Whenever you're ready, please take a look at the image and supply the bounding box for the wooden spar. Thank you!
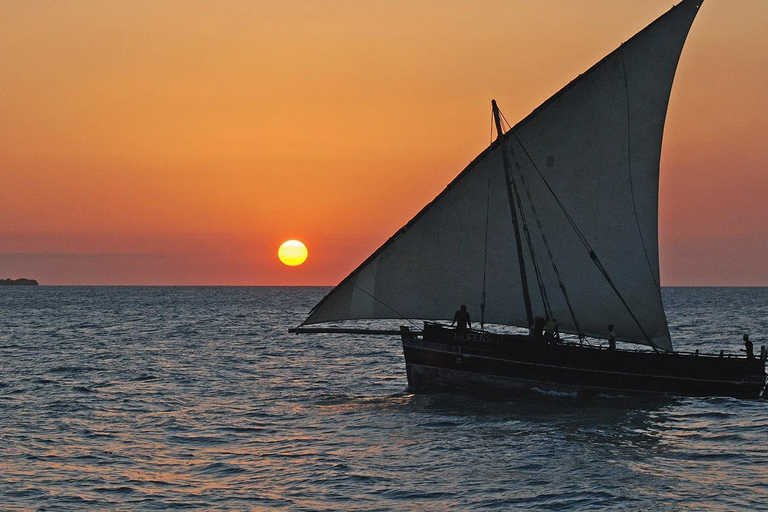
[492,99,534,328]
[289,327,410,336]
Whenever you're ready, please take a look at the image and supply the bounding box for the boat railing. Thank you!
[421,321,765,362]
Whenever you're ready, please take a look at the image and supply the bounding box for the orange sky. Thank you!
[1,1,767,285]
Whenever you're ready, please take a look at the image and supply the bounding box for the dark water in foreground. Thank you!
[1,287,767,510]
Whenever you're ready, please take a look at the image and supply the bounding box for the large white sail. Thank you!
[303,0,704,351]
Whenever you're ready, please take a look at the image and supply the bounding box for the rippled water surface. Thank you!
[1,287,767,510]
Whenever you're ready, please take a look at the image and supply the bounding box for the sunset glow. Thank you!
[1,1,767,285]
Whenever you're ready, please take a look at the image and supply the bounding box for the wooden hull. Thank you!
[401,323,768,399]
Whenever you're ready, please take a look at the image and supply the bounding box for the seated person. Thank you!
[530,317,545,340]
[543,318,559,342]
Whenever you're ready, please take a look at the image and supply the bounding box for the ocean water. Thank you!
[1,286,767,510]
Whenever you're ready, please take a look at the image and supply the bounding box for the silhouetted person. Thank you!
[608,324,616,351]
[743,333,755,359]
[451,305,471,331]
[530,317,545,340]
[543,318,559,343]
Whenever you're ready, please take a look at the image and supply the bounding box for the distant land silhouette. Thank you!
[0,278,39,286]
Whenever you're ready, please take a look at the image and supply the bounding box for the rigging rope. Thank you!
[510,163,550,320]
[500,109,581,336]
[309,281,421,331]
[519,174,582,336]
[507,129,660,351]
[493,100,535,328]
[499,115,552,321]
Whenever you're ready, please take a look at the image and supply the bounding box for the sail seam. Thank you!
[621,48,660,290]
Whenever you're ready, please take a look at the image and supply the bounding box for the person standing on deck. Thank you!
[451,305,471,331]
[743,333,755,359]
[608,324,616,351]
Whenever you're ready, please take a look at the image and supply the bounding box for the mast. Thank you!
[492,99,534,328]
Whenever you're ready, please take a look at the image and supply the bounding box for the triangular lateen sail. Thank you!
[302,0,704,351]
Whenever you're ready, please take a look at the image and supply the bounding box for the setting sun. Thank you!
[278,240,308,267]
